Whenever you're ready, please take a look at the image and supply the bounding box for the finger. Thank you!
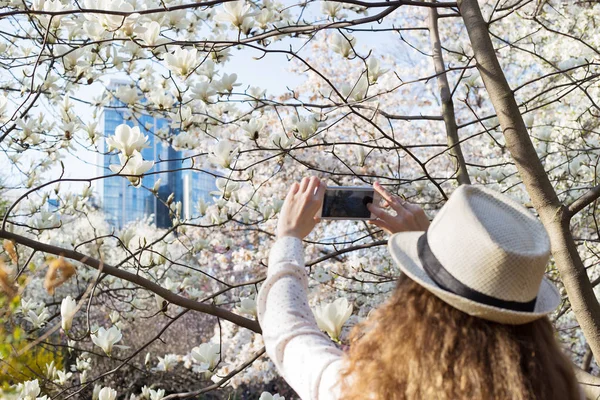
[374,182,398,207]
[368,218,393,234]
[374,182,407,214]
[286,182,300,200]
[307,176,320,197]
[313,216,321,223]
[367,203,392,223]
[315,181,327,202]
[300,177,310,193]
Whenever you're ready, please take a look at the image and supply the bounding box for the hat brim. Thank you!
[388,231,561,325]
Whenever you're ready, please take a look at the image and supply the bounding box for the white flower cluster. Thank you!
[107,124,154,188]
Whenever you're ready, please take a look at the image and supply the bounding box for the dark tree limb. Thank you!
[0,229,261,333]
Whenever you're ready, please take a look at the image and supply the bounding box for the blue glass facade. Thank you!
[100,94,215,229]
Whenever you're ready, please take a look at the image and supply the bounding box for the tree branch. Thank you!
[427,0,471,185]
[568,185,600,219]
[0,229,261,334]
[574,367,600,400]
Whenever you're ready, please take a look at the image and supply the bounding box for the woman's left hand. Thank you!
[277,176,326,239]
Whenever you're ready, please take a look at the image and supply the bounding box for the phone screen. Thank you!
[321,189,374,218]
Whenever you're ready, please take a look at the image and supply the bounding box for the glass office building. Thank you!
[98,85,215,229]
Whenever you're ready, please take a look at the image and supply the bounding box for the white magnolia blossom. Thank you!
[191,81,217,103]
[24,307,50,329]
[71,355,92,372]
[236,296,257,317]
[92,384,102,400]
[341,75,369,102]
[83,20,106,40]
[33,210,60,229]
[148,90,176,110]
[291,114,326,140]
[80,370,88,384]
[115,86,140,106]
[524,113,534,128]
[190,342,220,372]
[53,369,73,385]
[354,145,366,166]
[109,310,120,324]
[216,73,242,94]
[83,0,134,31]
[106,124,149,157]
[247,85,266,107]
[212,178,241,200]
[98,386,117,400]
[46,361,57,380]
[60,295,77,331]
[241,118,265,140]
[330,32,356,58]
[366,56,389,84]
[186,287,204,300]
[209,140,239,169]
[19,298,42,316]
[55,45,83,71]
[32,0,67,28]
[313,297,353,340]
[270,132,295,149]
[149,388,166,400]
[568,155,586,176]
[0,94,8,122]
[109,151,154,188]
[165,47,199,77]
[272,198,284,214]
[141,21,165,46]
[156,354,179,372]
[91,326,123,355]
[213,0,255,29]
[255,8,273,29]
[313,266,332,283]
[16,379,41,400]
[197,197,209,216]
[259,393,285,400]
[199,59,217,80]
[321,1,344,20]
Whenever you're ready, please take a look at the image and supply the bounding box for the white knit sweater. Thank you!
[256,236,343,400]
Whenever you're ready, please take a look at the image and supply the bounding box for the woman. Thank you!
[256,177,580,399]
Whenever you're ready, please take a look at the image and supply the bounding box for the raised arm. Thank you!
[257,177,344,400]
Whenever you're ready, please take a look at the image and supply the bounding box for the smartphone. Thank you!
[318,186,381,220]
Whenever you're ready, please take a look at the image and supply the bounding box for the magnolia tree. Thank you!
[1,0,600,398]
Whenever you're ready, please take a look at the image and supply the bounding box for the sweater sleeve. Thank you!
[257,236,344,400]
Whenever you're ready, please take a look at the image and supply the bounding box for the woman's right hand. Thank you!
[367,182,430,234]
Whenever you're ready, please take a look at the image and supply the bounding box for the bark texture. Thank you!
[428,2,471,185]
[458,0,600,360]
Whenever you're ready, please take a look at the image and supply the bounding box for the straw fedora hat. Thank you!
[388,185,560,325]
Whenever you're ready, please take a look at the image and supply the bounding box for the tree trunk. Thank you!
[427,2,471,185]
[457,0,600,359]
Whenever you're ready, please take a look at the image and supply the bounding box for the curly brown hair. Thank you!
[337,275,580,400]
